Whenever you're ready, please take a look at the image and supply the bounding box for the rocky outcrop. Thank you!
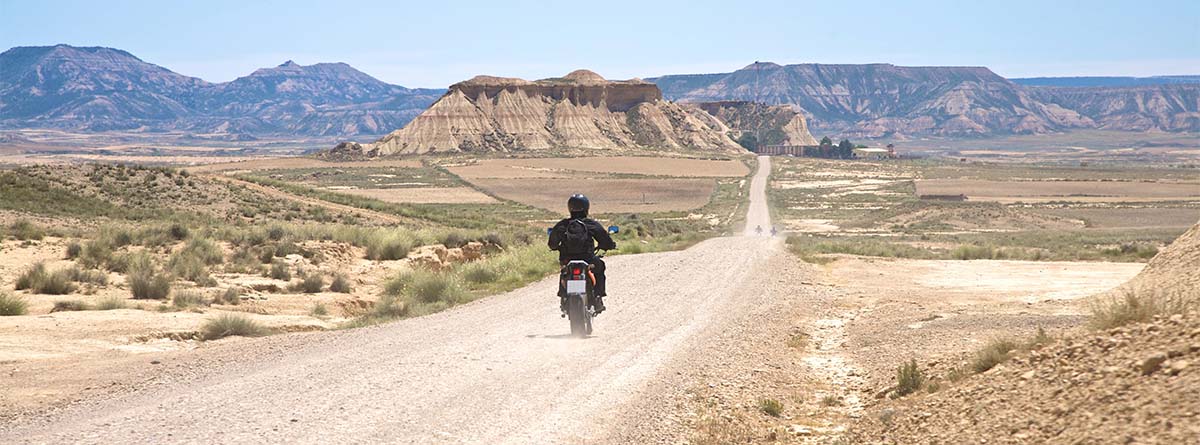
[695,101,818,146]
[0,45,442,136]
[651,62,1096,137]
[356,70,742,155]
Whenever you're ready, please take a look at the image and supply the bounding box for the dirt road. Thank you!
[2,156,788,444]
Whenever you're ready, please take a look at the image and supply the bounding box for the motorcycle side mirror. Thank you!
[546,227,553,235]
[608,225,619,234]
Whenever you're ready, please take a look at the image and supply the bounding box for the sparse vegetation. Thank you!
[310,303,329,317]
[94,296,128,310]
[51,300,90,312]
[128,256,172,299]
[200,313,268,340]
[15,263,76,295]
[268,260,291,281]
[971,337,1020,374]
[894,359,926,397]
[821,395,843,407]
[65,242,82,259]
[217,287,242,305]
[1089,288,1197,330]
[8,219,45,240]
[172,289,209,309]
[758,398,783,417]
[0,292,28,316]
[294,273,323,294]
[329,274,352,293]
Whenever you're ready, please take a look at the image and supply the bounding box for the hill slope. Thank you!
[0,45,441,136]
[849,221,1200,444]
[1028,84,1200,132]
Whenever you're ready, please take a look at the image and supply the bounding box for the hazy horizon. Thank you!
[2,0,1198,88]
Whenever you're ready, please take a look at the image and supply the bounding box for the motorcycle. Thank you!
[548,225,619,338]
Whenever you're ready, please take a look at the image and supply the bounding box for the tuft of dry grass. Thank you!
[0,292,28,316]
[758,398,783,417]
[1089,287,1197,331]
[200,313,268,340]
[971,338,1020,374]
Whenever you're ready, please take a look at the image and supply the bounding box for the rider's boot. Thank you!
[592,295,606,315]
[560,296,567,317]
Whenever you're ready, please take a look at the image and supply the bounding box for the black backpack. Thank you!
[563,219,593,256]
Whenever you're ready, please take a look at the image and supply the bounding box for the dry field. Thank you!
[333,187,496,204]
[448,156,749,179]
[915,179,1200,203]
[189,157,422,173]
[468,178,717,213]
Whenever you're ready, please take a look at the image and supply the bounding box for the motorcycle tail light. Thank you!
[572,267,582,275]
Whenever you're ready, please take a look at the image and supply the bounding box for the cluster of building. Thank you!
[757,143,898,159]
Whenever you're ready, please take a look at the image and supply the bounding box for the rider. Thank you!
[755,225,763,235]
[548,194,616,314]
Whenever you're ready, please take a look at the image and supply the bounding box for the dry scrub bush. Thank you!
[329,274,352,293]
[0,292,28,316]
[310,303,329,317]
[894,359,926,397]
[15,263,76,295]
[8,219,44,240]
[387,269,467,305]
[365,232,417,261]
[293,273,323,294]
[51,300,89,312]
[128,256,171,300]
[268,260,291,281]
[65,242,82,259]
[94,296,128,310]
[971,338,1020,374]
[1089,288,1197,330]
[758,398,783,417]
[200,313,268,340]
[172,289,209,309]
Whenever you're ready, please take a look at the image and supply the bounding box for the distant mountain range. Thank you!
[0,45,443,136]
[1,45,1197,139]
[649,63,1200,136]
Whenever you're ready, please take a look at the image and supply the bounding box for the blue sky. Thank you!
[2,0,1197,87]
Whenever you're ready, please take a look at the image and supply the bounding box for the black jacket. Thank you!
[548,217,617,261]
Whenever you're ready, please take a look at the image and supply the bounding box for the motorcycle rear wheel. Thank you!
[567,295,589,337]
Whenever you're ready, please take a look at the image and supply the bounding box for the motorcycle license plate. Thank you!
[566,279,586,294]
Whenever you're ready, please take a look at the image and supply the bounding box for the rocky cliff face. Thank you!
[0,45,442,136]
[695,101,817,146]
[1028,84,1200,132]
[357,70,741,155]
[651,62,1096,137]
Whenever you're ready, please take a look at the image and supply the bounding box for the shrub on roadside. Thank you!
[65,242,83,259]
[386,269,466,305]
[758,398,783,417]
[51,300,90,312]
[216,287,242,305]
[8,219,44,240]
[1089,288,1196,330]
[971,338,1020,374]
[268,260,291,281]
[172,289,209,308]
[365,232,416,261]
[200,313,268,340]
[293,273,323,294]
[0,292,28,316]
[15,263,76,295]
[329,273,352,293]
[459,262,499,284]
[94,296,128,310]
[66,266,108,285]
[310,303,329,317]
[128,256,172,300]
[894,359,926,397]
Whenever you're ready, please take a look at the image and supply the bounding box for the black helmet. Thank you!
[567,193,590,217]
